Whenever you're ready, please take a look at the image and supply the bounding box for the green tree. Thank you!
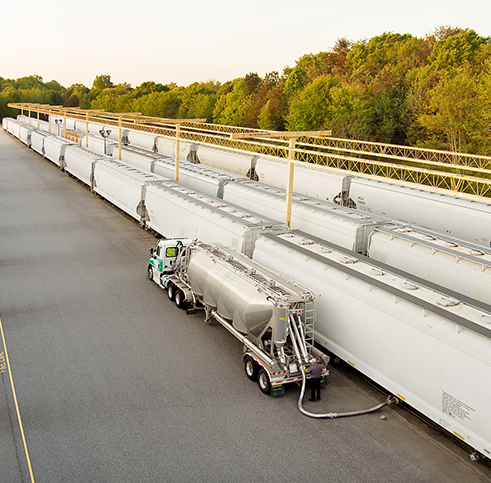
[213,77,254,126]
[428,29,490,71]
[286,76,339,131]
[92,74,114,91]
[418,68,482,152]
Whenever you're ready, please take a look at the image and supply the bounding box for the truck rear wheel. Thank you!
[174,289,185,309]
[167,283,175,301]
[257,368,271,395]
[147,266,154,280]
[244,356,258,381]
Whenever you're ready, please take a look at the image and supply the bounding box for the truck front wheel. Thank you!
[244,356,258,381]
[257,368,271,395]
[147,266,154,281]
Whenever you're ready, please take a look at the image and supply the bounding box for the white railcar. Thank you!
[368,227,491,305]
[120,146,246,199]
[30,129,52,156]
[80,135,117,156]
[6,118,16,135]
[19,124,33,146]
[128,130,158,151]
[12,120,22,139]
[118,145,161,171]
[3,117,14,133]
[254,157,353,203]
[48,115,77,131]
[144,181,287,257]
[152,159,246,199]
[223,180,394,253]
[155,135,193,160]
[33,119,50,132]
[195,145,256,177]
[349,177,491,248]
[64,145,107,185]
[253,231,491,459]
[44,137,76,167]
[92,159,162,220]
[74,119,105,136]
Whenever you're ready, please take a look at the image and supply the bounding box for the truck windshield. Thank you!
[166,247,176,258]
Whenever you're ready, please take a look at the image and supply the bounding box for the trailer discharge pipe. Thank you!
[298,369,396,419]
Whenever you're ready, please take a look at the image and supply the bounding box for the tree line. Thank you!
[1,26,490,155]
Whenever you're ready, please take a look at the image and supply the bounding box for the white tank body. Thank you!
[253,231,491,458]
[74,120,105,136]
[93,159,162,220]
[223,180,393,253]
[196,145,255,176]
[64,145,105,186]
[368,227,491,305]
[48,115,76,131]
[119,146,160,172]
[255,156,352,203]
[187,249,274,335]
[153,158,246,198]
[156,136,192,160]
[80,135,117,156]
[144,181,287,257]
[349,177,491,248]
[44,137,75,167]
[12,120,22,138]
[8,119,18,135]
[30,130,50,155]
[19,124,32,146]
[128,130,158,151]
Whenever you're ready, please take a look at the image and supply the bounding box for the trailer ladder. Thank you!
[303,301,316,354]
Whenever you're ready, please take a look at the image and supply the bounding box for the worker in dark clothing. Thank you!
[306,358,322,402]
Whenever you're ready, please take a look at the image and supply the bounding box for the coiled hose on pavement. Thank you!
[298,369,396,419]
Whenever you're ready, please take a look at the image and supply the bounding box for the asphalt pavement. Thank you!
[1,128,490,483]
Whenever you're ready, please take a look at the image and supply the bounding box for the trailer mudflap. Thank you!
[186,302,196,314]
[271,384,285,397]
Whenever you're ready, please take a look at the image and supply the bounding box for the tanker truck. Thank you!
[147,238,329,396]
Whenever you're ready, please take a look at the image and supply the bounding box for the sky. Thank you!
[2,0,491,89]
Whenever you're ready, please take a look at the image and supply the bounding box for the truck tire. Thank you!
[174,289,185,309]
[147,266,154,281]
[244,356,258,381]
[167,283,175,301]
[257,368,271,395]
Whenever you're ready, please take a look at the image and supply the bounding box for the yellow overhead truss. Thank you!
[8,103,491,205]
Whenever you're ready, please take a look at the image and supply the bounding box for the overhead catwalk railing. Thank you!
[7,103,491,200]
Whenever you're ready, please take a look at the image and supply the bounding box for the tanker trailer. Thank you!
[147,238,329,396]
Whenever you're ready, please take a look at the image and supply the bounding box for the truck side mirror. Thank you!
[149,248,154,255]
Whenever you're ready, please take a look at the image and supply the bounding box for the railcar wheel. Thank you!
[167,283,175,301]
[147,266,154,280]
[257,368,271,395]
[244,356,258,381]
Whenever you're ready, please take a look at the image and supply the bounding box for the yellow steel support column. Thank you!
[28,107,30,125]
[63,111,67,138]
[285,138,297,229]
[174,123,181,181]
[118,117,122,160]
[37,110,40,129]
[85,113,89,147]
[48,109,52,133]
